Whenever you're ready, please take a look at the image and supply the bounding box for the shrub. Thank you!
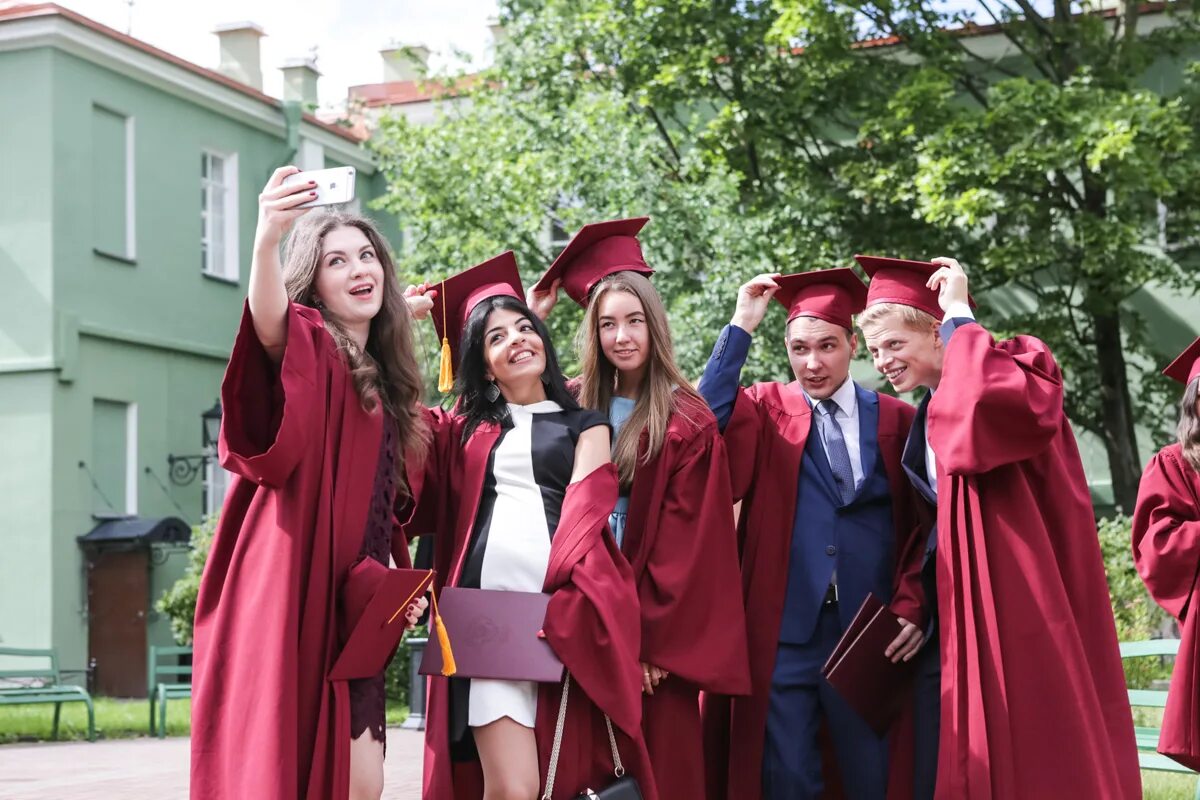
[156,515,217,646]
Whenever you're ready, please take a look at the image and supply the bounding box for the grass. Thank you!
[0,697,411,744]
[0,696,192,743]
[1144,770,1199,799]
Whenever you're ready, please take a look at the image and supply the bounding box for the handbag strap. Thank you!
[541,672,626,800]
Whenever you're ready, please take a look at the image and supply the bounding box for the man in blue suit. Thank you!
[699,269,931,800]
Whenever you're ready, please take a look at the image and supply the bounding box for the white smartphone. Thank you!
[281,166,357,208]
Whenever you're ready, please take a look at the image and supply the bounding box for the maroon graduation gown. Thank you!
[701,380,926,800]
[620,391,751,797]
[1133,443,1200,769]
[192,303,406,800]
[405,409,657,800]
[927,324,1140,798]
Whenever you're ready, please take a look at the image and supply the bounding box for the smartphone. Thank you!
[281,166,357,208]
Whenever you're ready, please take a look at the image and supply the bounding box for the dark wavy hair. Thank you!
[1179,378,1200,473]
[454,294,579,440]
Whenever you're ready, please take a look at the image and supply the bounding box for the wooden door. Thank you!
[86,549,149,697]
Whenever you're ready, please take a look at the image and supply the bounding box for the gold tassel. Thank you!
[437,336,454,393]
[430,591,456,677]
[436,279,454,393]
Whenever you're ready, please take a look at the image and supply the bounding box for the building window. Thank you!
[201,151,239,282]
[92,105,135,261]
[91,399,137,517]
[204,459,232,519]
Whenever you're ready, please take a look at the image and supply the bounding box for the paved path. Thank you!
[0,726,424,799]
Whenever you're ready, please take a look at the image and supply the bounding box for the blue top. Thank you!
[608,396,637,548]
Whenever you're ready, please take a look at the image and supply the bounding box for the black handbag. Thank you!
[541,673,644,800]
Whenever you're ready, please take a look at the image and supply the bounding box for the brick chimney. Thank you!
[280,58,320,106]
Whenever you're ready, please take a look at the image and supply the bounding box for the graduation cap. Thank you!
[855,254,977,320]
[1163,336,1200,386]
[431,251,524,393]
[773,268,867,330]
[532,217,653,307]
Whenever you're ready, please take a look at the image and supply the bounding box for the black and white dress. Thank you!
[456,400,608,731]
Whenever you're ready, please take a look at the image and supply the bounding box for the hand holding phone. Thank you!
[281,166,357,208]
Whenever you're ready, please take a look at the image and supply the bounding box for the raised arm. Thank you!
[248,166,317,363]
[698,273,778,430]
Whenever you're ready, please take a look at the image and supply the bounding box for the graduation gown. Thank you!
[701,378,927,800]
[192,303,407,800]
[405,408,657,800]
[927,323,1140,798]
[620,391,751,797]
[1133,443,1200,769]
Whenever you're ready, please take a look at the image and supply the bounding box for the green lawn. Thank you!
[1145,770,1200,799]
[0,697,410,744]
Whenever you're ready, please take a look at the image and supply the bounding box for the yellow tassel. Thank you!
[437,336,454,393]
[431,591,456,677]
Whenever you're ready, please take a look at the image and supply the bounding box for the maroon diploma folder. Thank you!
[418,587,564,682]
[328,560,435,681]
[821,593,917,736]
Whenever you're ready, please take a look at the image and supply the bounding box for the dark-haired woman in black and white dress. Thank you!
[402,264,657,800]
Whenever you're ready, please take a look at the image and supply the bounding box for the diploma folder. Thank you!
[418,587,564,683]
[328,560,435,681]
[821,593,917,736]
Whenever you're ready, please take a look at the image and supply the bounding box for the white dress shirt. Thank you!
[926,302,976,496]
[804,376,864,490]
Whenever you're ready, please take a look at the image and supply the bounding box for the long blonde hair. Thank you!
[577,271,702,488]
[281,211,427,492]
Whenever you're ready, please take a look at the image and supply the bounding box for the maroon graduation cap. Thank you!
[1163,336,1200,386]
[856,254,977,320]
[773,268,868,329]
[532,217,653,307]
[431,251,524,392]
[329,559,440,681]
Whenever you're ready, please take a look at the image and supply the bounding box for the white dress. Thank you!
[461,400,606,729]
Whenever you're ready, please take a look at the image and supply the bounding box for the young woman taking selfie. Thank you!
[191,167,427,800]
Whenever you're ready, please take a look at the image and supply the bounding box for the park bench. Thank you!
[1120,639,1200,799]
[0,646,95,741]
[148,644,192,738]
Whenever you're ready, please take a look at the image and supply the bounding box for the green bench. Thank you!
[0,646,95,741]
[1120,639,1200,798]
[148,644,192,738]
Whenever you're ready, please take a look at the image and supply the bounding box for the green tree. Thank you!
[156,515,217,645]
[372,1,1200,510]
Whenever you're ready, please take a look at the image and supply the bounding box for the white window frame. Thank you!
[204,457,232,518]
[201,150,239,282]
[124,402,138,515]
[93,104,137,260]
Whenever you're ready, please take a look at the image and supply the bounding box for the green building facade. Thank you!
[0,5,395,693]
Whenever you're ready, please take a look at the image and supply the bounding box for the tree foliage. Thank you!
[372,0,1200,509]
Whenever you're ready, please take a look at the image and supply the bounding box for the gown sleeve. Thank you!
[1133,448,1200,620]
[638,427,751,694]
[218,302,326,488]
[698,324,764,502]
[929,322,1064,475]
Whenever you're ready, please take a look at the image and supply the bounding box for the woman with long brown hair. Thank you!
[192,167,427,800]
[528,217,750,797]
[1133,335,1200,771]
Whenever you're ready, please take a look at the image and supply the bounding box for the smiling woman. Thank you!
[191,166,429,800]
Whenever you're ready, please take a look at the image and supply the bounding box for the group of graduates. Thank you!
[187,166,1200,800]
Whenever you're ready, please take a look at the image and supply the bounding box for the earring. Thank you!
[312,297,324,310]
[484,381,501,403]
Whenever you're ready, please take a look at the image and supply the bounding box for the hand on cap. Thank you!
[404,596,429,631]
[731,273,781,335]
[526,279,560,322]
[403,283,436,321]
[926,258,969,313]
